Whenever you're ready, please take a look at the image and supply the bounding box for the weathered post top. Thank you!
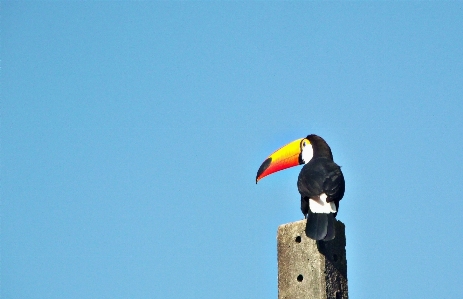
[277,219,348,299]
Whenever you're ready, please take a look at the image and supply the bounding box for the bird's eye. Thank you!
[301,139,310,150]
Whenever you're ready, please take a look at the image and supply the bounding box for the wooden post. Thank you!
[277,219,348,299]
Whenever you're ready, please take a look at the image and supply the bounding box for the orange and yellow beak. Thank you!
[256,138,305,183]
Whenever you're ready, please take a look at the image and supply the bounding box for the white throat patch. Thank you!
[301,143,314,164]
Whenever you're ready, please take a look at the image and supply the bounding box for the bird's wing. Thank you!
[322,166,345,203]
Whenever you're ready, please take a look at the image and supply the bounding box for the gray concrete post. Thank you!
[277,219,348,299]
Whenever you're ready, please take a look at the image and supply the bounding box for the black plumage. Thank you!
[297,135,345,241]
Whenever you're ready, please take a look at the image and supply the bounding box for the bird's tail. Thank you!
[305,211,335,241]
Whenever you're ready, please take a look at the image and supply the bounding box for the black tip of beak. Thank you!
[256,157,272,184]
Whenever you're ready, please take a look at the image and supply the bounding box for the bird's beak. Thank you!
[256,138,304,183]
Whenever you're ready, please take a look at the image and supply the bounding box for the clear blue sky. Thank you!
[2,2,463,298]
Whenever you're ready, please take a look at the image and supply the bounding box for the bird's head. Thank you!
[255,134,333,183]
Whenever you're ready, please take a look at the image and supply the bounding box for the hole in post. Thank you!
[295,236,301,243]
[297,275,303,282]
[335,290,342,299]
[333,254,338,262]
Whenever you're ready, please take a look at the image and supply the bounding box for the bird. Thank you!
[256,134,345,241]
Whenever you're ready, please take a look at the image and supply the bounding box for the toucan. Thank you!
[256,134,345,241]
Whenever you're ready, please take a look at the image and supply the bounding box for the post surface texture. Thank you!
[277,219,348,299]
